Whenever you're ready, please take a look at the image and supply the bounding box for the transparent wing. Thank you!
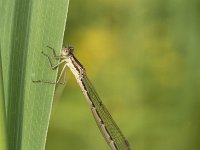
[81,75,131,150]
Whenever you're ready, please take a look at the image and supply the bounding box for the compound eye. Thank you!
[68,46,74,52]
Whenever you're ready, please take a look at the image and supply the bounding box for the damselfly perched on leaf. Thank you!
[33,46,131,150]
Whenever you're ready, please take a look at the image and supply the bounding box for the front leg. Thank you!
[46,46,62,60]
[41,51,65,70]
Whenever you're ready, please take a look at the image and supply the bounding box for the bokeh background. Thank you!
[46,0,200,150]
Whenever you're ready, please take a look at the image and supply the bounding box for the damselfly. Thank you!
[34,46,131,150]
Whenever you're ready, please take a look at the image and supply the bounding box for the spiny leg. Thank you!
[33,64,68,85]
[55,64,68,84]
[41,51,65,70]
[46,46,62,60]
[33,52,67,84]
[32,80,60,84]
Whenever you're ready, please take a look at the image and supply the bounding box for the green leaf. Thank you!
[1,0,69,150]
[0,46,8,150]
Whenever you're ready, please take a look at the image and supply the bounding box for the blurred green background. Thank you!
[46,0,200,150]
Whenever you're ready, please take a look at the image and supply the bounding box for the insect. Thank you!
[33,46,131,150]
